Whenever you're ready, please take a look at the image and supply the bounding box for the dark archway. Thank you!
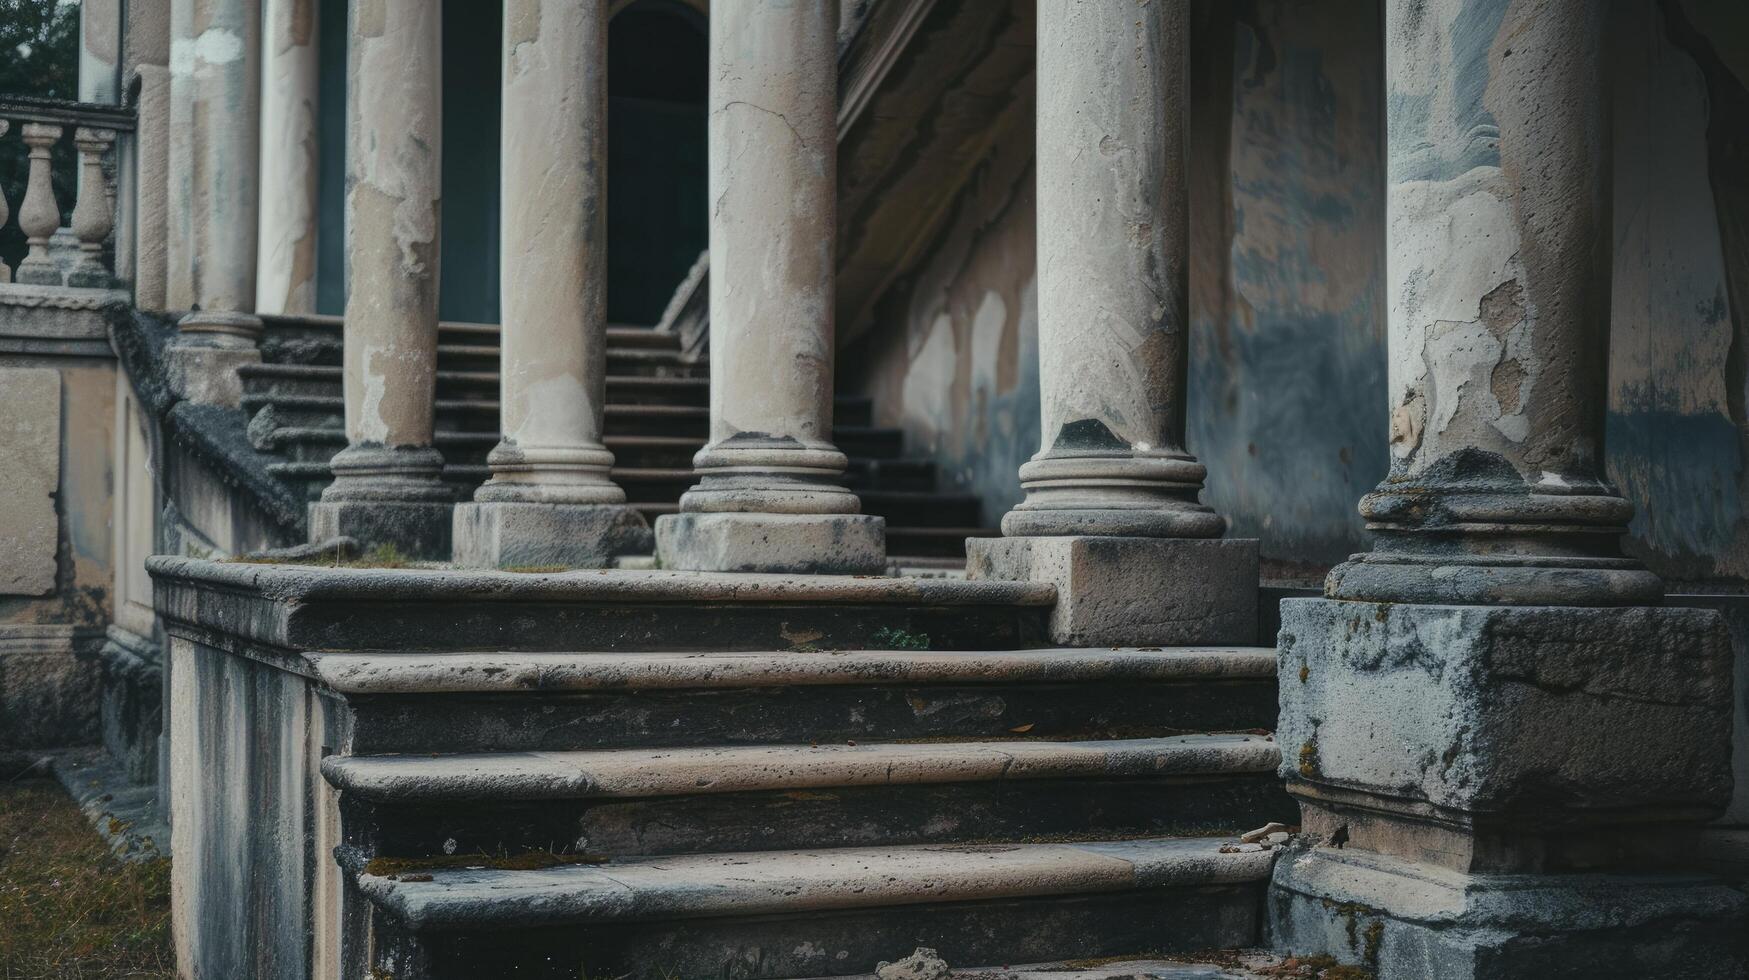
[608,0,708,326]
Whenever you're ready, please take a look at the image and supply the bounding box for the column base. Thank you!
[966,536,1258,646]
[164,338,260,408]
[452,501,652,570]
[654,513,886,575]
[309,500,453,562]
[1268,841,1748,979]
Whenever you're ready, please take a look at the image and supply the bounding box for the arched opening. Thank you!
[607,0,708,326]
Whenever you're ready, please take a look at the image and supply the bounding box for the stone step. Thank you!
[238,362,712,406]
[325,734,1288,858]
[888,524,1002,557]
[241,392,710,436]
[151,559,1057,655]
[355,837,1276,979]
[257,317,699,376]
[309,647,1280,754]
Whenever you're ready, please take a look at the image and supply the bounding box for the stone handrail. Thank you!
[0,95,135,289]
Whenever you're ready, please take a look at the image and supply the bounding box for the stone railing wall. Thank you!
[0,95,134,290]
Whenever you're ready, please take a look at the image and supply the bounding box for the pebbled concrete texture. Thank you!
[969,535,1258,646]
[656,512,887,574]
[1269,838,1749,979]
[1278,599,1734,850]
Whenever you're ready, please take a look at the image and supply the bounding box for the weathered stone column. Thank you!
[965,0,1256,646]
[255,0,321,315]
[164,0,264,407]
[79,0,122,104]
[452,0,651,569]
[1321,0,1659,608]
[653,0,884,575]
[1270,4,1742,976]
[307,0,452,559]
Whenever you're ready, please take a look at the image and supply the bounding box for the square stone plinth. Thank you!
[308,500,454,562]
[1269,840,1747,980]
[965,536,1259,646]
[1278,599,1733,856]
[654,513,886,575]
[452,502,652,569]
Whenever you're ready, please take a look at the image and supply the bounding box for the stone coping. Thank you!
[148,556,1058,654]
[321,733,1281,801]
[307,647,1279,694]
[358,836,1276,929]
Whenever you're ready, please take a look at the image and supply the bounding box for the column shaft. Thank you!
[309,0,451,557]
[169,0,263,338]
[256,0,321,315]
[1328,0,1659,605]
[452,0,652,568]
[655,0,884,574]
[1004,0,1220,539]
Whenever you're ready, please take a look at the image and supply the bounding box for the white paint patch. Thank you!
[969,289,1006,401]
[901,312,955,451]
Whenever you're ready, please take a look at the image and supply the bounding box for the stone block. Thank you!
[0,625,100,750]
[164,341,260,408]
[308,499,454,562]
[1269,840,1748,980]
[452,501,653,569]
[1277,599,1734,864]
[966,536,1259,646]
[654,512,886,575]
[0,367,60,596]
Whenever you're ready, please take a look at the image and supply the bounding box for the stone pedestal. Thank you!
[164,330,260,409]
[310,446,453,561]
[453,502,652,570]
[967,536,1258,647]
[655,513,885,576]
[1269,598,1741,977]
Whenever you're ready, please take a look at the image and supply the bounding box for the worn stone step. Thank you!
[888,525,1001,558]
[835,424,907,459]
[151,559,1057,654]
[357,837,1275,979]
[326,735,1289,858]
[310,647,1280,754]
[241,392,709,437]
[239,362,712,406]
[859,489,984,527]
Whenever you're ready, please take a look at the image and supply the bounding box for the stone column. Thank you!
[1321,0,1659,608]
[79,0,123,104]
[307,0,451,559]
[452,0,651,569]
[255,0,321,316]
[965,0,1256,646]
[164,0,264,407]
[1270,4,1741,976]
[653,0,884,575]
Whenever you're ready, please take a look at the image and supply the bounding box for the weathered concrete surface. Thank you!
[315,0,451,557]
[169,0,262,329]
[1269,839,1748,979]
[1336,0,1657,605]
[0,625,101,751]
[452,501,651,570]
[1008,0,1219,539]
[0,368,62,595]
[656,512,886,575]
[1278,598,1733,872]
[131,63,174,310]
[967,536,1258,647]
[255,0,321,315]
[678,0,865,531]
[79,0,123,104]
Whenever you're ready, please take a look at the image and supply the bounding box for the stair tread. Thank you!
[323,733,1279,802]
[309,647,1278,694]
[810,959,1266,980]
[356,835,1276,930]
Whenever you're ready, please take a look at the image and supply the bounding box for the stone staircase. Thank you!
[238,314,996,562]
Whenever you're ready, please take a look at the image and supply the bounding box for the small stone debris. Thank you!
[1240,821,1291,844]
[877,946,952,980]
[1265,831,1292,845]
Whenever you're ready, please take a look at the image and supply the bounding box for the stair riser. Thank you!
[368,884,1266,980]
[861,495,983,527]
[240,373,709,407]
[259,339,700,378]
[834,430,905,459]
[347,775,1295,859]
[343,680,1279,754]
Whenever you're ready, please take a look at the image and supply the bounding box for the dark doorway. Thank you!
[608,1,708,326]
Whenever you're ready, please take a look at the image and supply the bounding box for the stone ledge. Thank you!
[357,837,1277,930]
[321,734,1281,802]
[306,646,1279,694]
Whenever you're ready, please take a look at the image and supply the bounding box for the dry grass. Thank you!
[0,778,173,979]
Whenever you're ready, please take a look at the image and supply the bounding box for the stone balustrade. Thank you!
[0,96,133,290]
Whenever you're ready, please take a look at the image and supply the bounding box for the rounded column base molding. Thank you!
[1326,551,1664,607]
[680,435,859,515]
[1003,449,1224,538]
[320,444,453,503]
[475,441,624,505]
[176,309,264,347]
